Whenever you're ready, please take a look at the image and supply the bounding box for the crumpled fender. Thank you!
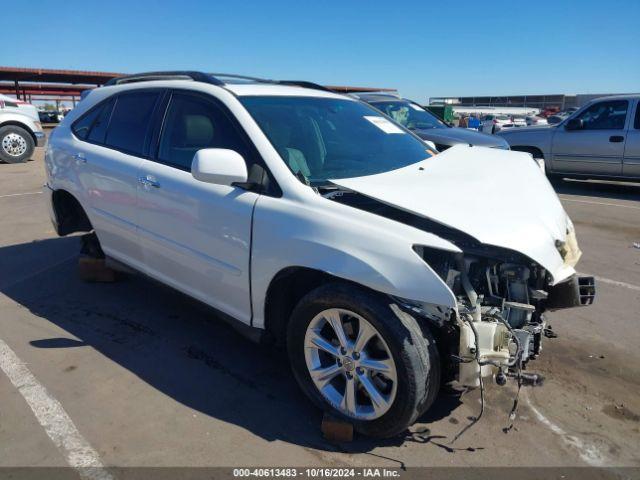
[250,194,460,329]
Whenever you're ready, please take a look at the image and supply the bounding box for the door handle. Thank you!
[609,135,625,143]
[72,153,86,164]
[138,175,160,188]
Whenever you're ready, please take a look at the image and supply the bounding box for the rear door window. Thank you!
[105,91,161,156]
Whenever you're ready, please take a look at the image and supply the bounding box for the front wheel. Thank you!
[0,125,35,164]
[287,283,440,438]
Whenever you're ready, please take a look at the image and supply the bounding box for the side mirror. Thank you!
[191,149,248,186]
[565,118,583,131]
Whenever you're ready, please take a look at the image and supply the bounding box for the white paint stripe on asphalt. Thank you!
[559,197,640,210]
[524,391,605,466]
[0,191,42,199]
[580,273,640,292]
[0,338,113,480]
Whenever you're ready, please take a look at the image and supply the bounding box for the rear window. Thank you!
[104,92,160,156]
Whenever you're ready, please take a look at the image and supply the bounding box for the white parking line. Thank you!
[524,390,605,466]
[0,191,42,199]
[0,338,113,480]
[580,273,640,292]
[559,197,640,210]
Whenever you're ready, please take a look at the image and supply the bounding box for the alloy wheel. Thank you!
[303,308,397,420]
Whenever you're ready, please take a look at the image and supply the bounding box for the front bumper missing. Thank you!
[456,275,596,388]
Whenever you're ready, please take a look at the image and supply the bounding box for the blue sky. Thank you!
[1,0,638,103]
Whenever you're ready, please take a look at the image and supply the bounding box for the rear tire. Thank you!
[0,125,35,164]
[287,283,440,438]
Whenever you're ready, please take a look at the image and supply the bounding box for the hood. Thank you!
[415,127,507,148]
[0,94,39,122]
[330,145,574,283]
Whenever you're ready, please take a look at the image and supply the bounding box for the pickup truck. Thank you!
[497,95,640,180]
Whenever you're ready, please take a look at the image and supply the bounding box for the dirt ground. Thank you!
[0,141,639,474]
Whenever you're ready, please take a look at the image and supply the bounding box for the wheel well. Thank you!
[52,190,93,236]
[263,267,454,380]
[264,267,359,346]
[511,145,544,160]
[0,121,37,146]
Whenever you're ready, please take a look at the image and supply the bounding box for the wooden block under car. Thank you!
[78,256,117,282]
[321,413,354,442]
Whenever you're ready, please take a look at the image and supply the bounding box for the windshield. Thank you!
[370,100,446,130]
[241,96,433,187]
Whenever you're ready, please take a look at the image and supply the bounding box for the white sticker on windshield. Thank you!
[409,103,423,111]
[364,116,405,134]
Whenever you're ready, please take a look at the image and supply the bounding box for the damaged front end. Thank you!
[413,242,595,388]
[324,186,595,389]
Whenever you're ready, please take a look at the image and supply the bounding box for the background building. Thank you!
[429,93,636,111]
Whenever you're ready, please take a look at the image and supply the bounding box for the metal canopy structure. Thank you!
[0,66,123,105]
[0,66,394,106]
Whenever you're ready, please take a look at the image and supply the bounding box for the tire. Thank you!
[0,125,35,163]
[287,282,440,438]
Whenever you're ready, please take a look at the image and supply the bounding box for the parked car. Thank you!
[497,95,640,181]
[547,107,579,125]
[45,71,593,438]
[0,96,46,163]
[480,114,526,134]
[38,110,63,124]
[526,115,548,126]
[355,93,509,151]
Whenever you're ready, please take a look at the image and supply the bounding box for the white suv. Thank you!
[45,72,594,438]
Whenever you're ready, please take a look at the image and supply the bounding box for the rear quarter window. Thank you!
[87,99,115,144]
[72,104,105,140]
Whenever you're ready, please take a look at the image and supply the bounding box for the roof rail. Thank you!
[103,71,387,96]
[278,80,332,92]
[104,71,224,86]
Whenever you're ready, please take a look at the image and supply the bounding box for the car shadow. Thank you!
[550,177,640,201]
[0,236,464,455]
